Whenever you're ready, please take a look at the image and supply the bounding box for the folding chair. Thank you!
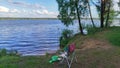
[49,43,77,68]
[59,43,77,68]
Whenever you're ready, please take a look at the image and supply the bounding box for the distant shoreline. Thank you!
[0,17,119,20]
[0,17,58,20]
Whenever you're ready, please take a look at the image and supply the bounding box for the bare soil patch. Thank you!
[79,38,112,50]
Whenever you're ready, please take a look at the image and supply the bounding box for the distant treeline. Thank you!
[0,17,119,20]
[0,17,58,20]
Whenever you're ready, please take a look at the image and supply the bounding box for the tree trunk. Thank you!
[101,0,104,28]
[75,0,84,35]
[105,2,111,27]
[88,0,95,28]
[118,0,120,23]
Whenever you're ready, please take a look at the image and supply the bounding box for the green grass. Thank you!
[0,56,20,68]
[0,55,53,68]
[0,26,120,68]
[1,48,119,68]
[104,27,120,46]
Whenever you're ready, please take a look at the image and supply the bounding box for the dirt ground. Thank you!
[79,38,112,50]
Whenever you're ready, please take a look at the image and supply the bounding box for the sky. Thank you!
[0,0,119,18]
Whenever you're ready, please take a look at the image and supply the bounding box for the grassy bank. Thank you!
[0,27,120,68]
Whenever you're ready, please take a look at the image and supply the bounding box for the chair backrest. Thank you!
[69,43,75,53]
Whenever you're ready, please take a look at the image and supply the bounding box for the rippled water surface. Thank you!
[0,19,119,56]
[0,19,79,56]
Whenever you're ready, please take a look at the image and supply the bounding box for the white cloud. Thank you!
[0,6,20,13]
[33,10,42,14]
[9,9,20,13]
[42,9,49,14]
[33,10,46,15]
[0,6,9,12]
[0,0,58,18]
[33,9,58,16]
[8,1,45,9]
[0,6,58,18]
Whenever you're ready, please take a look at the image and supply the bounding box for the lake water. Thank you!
[0,19,119,56]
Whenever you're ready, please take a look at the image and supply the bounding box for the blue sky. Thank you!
[0,0,58,18]
[0,0,119,18]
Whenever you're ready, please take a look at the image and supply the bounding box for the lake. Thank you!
[0,19,119,56]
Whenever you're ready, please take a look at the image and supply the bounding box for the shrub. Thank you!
[0,49,7,57]
[86,26,103,35]
[0,49,20,57]
[9,50,19,56]
[59,29,73,48]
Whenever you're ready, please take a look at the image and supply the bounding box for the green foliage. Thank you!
[0,49,20,57]
[84,25,102,35]
[0,49,7,57]
[87,27,98,35]
[56,0,89,35]
[56,0,88,25]
[59,29,73,48]
[107,9,116,26]
[92,0,118,27]
[9,50,19,56]
[56,0,76,26]
[118,1,120,7]
[45,52,49,57]
[117,1,120,14]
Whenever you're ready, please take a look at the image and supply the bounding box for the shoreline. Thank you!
[0,17,119,21]
[1,17,120,20]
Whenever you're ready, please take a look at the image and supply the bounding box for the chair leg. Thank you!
[69,52,77,68]
[60,57,64,64]
[75,55,77,62]
[69,55,74,68]
[60,52,77,68]
[65,57,71,68]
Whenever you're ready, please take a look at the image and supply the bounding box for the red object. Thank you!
[69,43,75,53]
